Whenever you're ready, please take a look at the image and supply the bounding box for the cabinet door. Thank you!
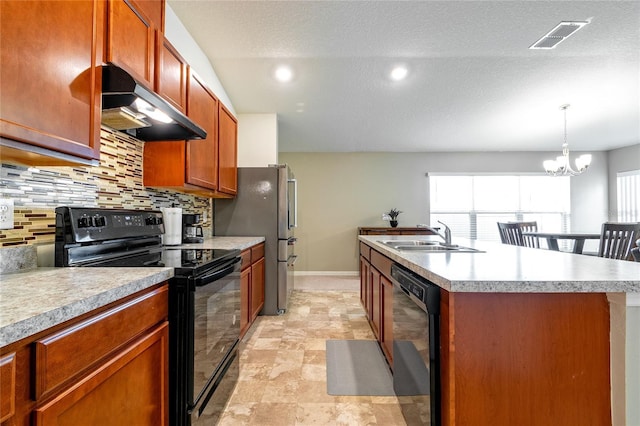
[0,0,103,163]
[250,257,265,321]
[381,275,394,363]
[34,322,169,426]
[370,268,381,339]
[156,35,187,113]
[186,72,218,190]
[240,267,251,338]
[218,104,238,195]
[106,0,157,88]
[359,256,370,310]
[0,352,16,423]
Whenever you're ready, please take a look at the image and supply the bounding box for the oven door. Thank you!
[187,258,241,424]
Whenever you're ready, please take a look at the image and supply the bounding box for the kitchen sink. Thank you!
[378,240,483,253]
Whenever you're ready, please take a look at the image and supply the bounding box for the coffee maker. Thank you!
[182,213,204,243]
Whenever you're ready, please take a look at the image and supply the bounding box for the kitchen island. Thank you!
[359,235,640,426]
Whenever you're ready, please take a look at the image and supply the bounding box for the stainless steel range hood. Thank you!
[101,64,206,141]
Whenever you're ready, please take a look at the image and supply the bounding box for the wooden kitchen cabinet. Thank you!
[370,268,381,339]
[358,227,437,236]
[0,283,169,426]
[156,34,188,113]
[0,0,104,166]
[144,71,218,196]
[239,243,266,338]
[186,72,219,190]
[218,103,238,195]
[250,244,266,321]
[0,352,16,423]
[106,0,164,89]
[359,243,394,363]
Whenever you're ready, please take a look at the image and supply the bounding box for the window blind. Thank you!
[429,174,571,247]
[617,170,640,222]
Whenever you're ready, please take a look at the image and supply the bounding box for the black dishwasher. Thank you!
[391,263,441,426]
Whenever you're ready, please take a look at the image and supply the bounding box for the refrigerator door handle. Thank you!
[288,178,298,228]
[287,254,298,265]
[287,237,297,245]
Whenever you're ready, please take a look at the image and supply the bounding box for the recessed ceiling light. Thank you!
[390,66,408,81]
[274,66,293,82]
[529,21,589,50]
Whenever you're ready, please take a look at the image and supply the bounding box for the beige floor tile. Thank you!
[222,282,412,425]
[295,403,338,425]
[251,402,298,425]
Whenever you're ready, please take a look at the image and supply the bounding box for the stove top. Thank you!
[55,207,240,276]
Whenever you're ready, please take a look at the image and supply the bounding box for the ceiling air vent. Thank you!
[529,21,589,50]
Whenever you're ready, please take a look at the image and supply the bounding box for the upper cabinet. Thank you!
[218,104,238,195]
[156,35,188,113]
[143,70,237,198]
[185,72,219,191]
[0,0,104,165]
[106,0,164,90]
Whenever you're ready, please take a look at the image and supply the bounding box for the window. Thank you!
[617,170,640,222]
[429,174,571,245]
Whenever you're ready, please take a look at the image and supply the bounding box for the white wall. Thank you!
[237,114,278,167]
[280,151,609,272]
[164,4,235,114]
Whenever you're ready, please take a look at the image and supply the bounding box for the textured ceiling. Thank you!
[168,0,640,153]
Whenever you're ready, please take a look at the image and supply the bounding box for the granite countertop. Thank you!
[359,235,640,293]
[0,236,264,348]
[0,267,174,347]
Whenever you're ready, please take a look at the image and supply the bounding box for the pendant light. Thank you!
[543,104,592,176]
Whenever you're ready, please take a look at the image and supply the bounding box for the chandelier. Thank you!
[543,104,592,176]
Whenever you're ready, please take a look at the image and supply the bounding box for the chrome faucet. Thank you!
[424,220,452,246]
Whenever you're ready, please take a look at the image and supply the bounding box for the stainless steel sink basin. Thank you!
[378,240,483,253]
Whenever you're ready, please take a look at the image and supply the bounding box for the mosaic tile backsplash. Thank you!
[0,127,212,247]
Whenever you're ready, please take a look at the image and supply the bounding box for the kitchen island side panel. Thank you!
[441,291,611,426]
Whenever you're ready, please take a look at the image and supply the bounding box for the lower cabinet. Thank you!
[359,242,394,365]
[0,283,169,426]
[34,323,168,425]
[240,242,265,338]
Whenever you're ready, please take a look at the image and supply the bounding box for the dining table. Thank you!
[522,231,601,254]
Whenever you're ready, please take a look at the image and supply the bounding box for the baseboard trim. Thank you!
[295,271,359,277]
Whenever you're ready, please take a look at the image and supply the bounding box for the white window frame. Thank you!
[428,173,572,246]
[617,169,640,222]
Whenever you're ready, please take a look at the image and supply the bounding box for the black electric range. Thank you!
[54,207,242,426]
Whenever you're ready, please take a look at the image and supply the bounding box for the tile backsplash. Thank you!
[0,127,211,247]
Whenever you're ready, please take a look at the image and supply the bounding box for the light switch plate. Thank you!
[0,199,15,230]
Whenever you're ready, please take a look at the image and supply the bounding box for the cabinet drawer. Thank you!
[0,352,16,422]
[240,249,251,271]
[371,250,392,280]
[251,242,265,262]
[34,285,168,399]
[360,242,371,260]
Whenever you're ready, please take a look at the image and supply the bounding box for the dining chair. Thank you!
[497,221,539,248]
[597,222,640,260]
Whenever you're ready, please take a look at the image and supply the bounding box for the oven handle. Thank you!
[194,257,241,287]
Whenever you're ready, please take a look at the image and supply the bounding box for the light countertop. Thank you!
[0,236,264,348]
[359,235,640,293]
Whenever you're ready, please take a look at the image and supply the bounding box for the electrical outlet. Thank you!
[0,199,14,230]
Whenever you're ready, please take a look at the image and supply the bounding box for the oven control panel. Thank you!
[56,207,165,243]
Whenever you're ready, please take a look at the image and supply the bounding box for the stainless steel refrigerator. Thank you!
[214,165,298,315]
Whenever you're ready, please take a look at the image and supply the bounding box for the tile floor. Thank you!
[216,276,415,425]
